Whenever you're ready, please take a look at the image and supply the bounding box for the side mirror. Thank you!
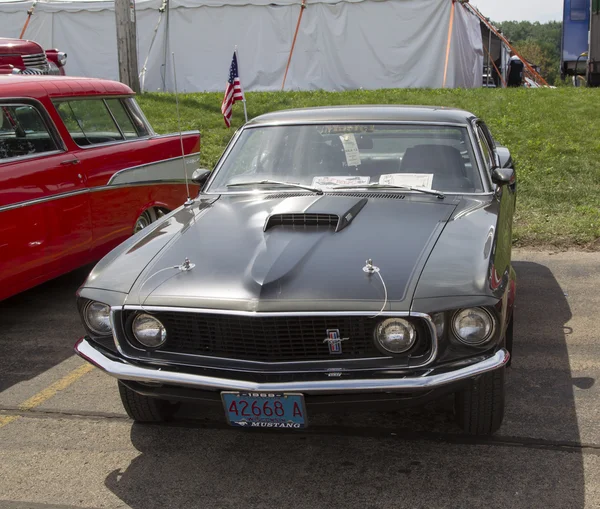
[191,168,211,187]
[495,146,513,168]
[491,167,515,186]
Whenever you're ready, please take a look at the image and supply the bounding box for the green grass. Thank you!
[137,88,600,249]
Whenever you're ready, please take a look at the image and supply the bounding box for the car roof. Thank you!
[0,75,134,100]
[247,105,477,126]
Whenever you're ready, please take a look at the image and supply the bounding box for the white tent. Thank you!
[0,0,485,92]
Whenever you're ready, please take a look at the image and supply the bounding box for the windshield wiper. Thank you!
[332,183,445,199]
[227,180,324,195]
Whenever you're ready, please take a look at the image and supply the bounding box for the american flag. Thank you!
[221,51,245,128]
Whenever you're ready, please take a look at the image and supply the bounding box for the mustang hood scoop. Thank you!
[264,196,367,232]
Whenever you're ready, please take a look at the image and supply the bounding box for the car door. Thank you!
[0,100,91,300]
[474,121,516,288]
[53,96,158,253]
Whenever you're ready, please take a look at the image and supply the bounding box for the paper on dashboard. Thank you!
[379,173,434,189]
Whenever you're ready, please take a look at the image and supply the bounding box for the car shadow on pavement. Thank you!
[104,260,585,509]
[0,267,90,394]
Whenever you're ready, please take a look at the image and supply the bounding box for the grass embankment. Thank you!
[137,88,600,248]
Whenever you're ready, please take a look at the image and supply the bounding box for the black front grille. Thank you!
[264,213,339,231]
[127,312,392,362]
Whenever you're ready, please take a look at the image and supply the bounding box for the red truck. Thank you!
[0,37,67,76]
[0,75,201,301]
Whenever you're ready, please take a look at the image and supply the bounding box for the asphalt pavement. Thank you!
[0,250,599,509]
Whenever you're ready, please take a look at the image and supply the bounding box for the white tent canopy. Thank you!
[0,0,484,92]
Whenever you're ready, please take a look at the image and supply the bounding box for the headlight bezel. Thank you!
[131,312,168,349]
[57,51,67,66]
[451,307,496,346]
[82,300,113,337]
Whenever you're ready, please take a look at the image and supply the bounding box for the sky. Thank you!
[471,0,564,23]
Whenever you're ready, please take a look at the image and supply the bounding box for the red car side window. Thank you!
[55,99,124,147]
[0,104,58,160]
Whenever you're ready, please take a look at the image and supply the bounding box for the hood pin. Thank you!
[179,258,195,272]
[363,259,380,274]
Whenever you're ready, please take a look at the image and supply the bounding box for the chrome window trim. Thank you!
[0,180,187,213]
[203,120,490,195]
[101,98,127,141]
[0,188,89,212]
[0,148,65,165]
[470,119,496,191]
[112,307,439,369]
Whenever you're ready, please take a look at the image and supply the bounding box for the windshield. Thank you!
[207,124,483,194]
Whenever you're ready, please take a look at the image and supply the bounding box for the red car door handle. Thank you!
[60,158,80,165]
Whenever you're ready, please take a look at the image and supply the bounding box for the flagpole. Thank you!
[235,46,248,123]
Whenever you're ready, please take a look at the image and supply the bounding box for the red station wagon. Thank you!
[0,75,200,301]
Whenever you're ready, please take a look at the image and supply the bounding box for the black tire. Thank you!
[455,367,505,436]
[118,381,177,423]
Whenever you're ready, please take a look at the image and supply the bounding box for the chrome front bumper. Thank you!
[75,338,509,395]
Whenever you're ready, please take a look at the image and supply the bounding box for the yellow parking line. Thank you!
[0,415,19,428]
[0,362,94,429]
[18,363,94,411]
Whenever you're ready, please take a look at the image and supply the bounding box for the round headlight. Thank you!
[452,308,495,345]
[83,301,112,336]
[375,318,417,354]
[132,313,167,348]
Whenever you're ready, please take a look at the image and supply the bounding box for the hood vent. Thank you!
[265,192,405,200]
[265,213,339,231]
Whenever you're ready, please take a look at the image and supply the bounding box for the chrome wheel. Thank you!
[133,208,158,234]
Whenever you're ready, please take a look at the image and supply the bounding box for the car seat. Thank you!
[400,144,473,191]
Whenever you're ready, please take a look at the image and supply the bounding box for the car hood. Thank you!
[0,38,43,55]
[98,193,459,312]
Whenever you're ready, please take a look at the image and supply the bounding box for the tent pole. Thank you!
[162,0,170,91]
[483,43,507,87]
[19,1,37,39]
[140,0,168,93]
[235,46,249,123]
[465,2,549,87]
[487,28,492,85]
[442,0,456,88]
[281,0,307,91]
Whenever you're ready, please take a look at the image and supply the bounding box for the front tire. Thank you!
[455,367,505,436]
[118,381,178,423]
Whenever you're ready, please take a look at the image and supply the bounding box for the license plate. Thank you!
[221,392,307,429]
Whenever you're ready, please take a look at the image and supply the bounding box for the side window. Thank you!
[105,99,149,139]
[0,104,59,160]
[571,0,588,20]
[55,99,124,147]
[475,125,494,173]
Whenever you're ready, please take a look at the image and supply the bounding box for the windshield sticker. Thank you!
[339,133,362,167]
[317,125,376,134]
[312,176,370,188]
[379,173,434,189]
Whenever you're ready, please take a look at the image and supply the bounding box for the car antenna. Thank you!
[171,52,194,207]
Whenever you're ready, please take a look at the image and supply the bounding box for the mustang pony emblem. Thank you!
[324,329,349,354]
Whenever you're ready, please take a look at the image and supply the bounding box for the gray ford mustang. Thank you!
[75,106,517,436]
